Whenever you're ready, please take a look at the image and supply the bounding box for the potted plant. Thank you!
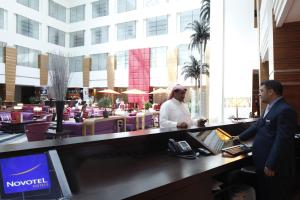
[144,102,152,111]
[29,96,37,104]
[98,97,112,118]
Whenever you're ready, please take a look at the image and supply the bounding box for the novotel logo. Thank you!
[0,154,51,194]
[6,178,48,187]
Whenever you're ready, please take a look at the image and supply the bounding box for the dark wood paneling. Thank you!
[273,21,300,123]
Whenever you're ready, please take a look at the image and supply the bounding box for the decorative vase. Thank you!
[56,100,65,132]
[191,87,201,119]
[103,109,109,118]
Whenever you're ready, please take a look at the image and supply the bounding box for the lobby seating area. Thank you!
[0,102,159,143]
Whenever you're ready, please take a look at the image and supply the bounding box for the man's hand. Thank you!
[231,136,240,145]
[197,119,207,127]
[177,122,188,128]
[264,166,275,176]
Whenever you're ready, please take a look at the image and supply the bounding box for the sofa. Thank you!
[63,118,119,137]
[0,112,33,122]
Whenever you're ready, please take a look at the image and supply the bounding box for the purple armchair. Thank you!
[25,122,51,142]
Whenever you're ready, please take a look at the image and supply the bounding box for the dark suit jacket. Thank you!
[239,98,297,176]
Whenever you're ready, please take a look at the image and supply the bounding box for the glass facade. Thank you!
[69,30,85,47]
[117,0,136,13]
[70,4,85,23]
[48,0,66,22]
[91,53,108,71]
[91,26,109,44]
[16,46,40,68]
[146,15,168,36]
[0,8,4,30]
[150,47,167,68]
[69,56,83,72]
[48,26,65,47]
[117,21,136,41]
[116,51,128,70]
[16,15,39,39]
[92,0,109,18]
[180,9,200,32]
[17,0,39,11]
[0,42,6,63]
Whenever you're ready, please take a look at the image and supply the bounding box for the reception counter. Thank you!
[0,120,255,200]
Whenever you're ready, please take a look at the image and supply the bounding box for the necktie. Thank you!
[263,105,270,118]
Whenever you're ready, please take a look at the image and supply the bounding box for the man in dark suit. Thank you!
[235,80,297,200]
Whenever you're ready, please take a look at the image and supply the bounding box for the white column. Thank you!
[209,0,225,123]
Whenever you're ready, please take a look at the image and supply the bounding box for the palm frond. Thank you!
[188,20,210,53]
[200,0,210,22]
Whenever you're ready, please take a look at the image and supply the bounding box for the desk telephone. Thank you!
[168,139,198,159]
[168,139,192,154]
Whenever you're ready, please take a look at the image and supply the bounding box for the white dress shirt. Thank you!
[159,98,195,128]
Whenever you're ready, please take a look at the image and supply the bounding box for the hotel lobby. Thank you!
[1,0,300,199]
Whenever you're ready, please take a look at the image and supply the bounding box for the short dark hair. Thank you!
[261,80,283,96]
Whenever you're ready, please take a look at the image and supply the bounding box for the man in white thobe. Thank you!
[159,84,206,128]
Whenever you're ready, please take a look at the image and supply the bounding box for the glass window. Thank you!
[92,0,109,18]
[117,0,136,13]
[0,42,6,63]
[180,9,200,32]
[117,21,136,41]
[70,4,85,23]
[178,44,189,65]
[48,26,65,47]
[116,51,128,70]
[178,44,200,65]
[151,47,167,68]
[69,30,85,48]
[69,56,83,72]
[16,46,40,68]
[16,15,40,39]
[48,0,66,22]
[146,15,168,37]
[91,26,109,44]
[17,0,39,11]
[0,8,4,30]
[91,53,108,71]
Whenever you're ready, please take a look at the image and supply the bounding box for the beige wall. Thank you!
[107,55,115,89]
[83,57,91,87]
[4,47,17,103]
[39,54,49,86]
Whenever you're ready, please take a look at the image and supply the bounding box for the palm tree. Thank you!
[200,0,210,22]
[181,55,209,117]
[188,20,210,62]
[181,55,209,89]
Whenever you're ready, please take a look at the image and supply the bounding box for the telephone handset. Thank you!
[168,138,192,154]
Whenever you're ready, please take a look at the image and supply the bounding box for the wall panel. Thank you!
[273,21,300,123]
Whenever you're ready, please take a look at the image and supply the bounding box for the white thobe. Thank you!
[159,98,195,128]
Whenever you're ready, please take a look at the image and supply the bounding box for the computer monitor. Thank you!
[0,150,71,199]
[188,128,234,155]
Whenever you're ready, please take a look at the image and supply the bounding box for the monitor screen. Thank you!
[0,151,71,199]
[188,128,233,154]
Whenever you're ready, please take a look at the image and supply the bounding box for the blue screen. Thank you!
[0,154,51,194]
